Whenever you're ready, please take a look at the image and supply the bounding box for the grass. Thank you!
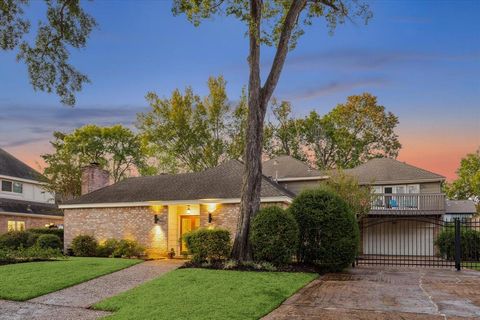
[0,257,141,301]
[94,268,317,320]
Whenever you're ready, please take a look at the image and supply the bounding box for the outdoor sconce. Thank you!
[154,214,160,224]
[208,213,213,223]
[186,205,191,214]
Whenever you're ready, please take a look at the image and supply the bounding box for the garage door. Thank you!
[363,219,434,256]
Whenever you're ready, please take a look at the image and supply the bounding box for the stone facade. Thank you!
[64,201,290,258]
[0,214,63,233]
[64,206,168,258]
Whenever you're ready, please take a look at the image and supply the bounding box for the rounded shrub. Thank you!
[97,239,119,257]
[183,228,231,263]
[289,188,360,272]
[71,235,98,257]
[112,239,145,258]
[0,231,34,249]
[250,206,299,265]
[29,228,64,241]
[36,234,63,249]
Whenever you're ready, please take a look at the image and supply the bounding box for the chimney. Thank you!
[81,163,110,195]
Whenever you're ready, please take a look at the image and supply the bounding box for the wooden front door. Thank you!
[180,215,200,252]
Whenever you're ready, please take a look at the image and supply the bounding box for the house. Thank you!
[60,160,294,258]
[0,148,63,232]
[262,155,328,194]
[444,200,477,222]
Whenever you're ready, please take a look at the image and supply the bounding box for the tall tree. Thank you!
[173,0,372,260]
[445,149,480,205]
[1,0,96,105]
[42,124,146,201]
[303,93,401,169]
[264,99,304,160]
[227,88,249,161]
[138,76,231,173]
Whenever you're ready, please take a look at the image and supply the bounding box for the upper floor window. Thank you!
[1,180,23,193]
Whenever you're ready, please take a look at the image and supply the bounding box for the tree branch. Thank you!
[261,0,307,106]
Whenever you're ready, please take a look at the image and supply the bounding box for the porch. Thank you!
[370,193,445,215]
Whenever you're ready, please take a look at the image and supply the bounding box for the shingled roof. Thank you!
[0,148,42,181]
[445,200,477,214]
[343,158,445,185]
[63,160,294,206]
[0,198,62,216]
[263,155,326,180]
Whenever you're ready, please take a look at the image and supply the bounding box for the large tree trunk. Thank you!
[231,0,308,261]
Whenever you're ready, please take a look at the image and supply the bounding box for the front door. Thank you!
[180,215,200,252]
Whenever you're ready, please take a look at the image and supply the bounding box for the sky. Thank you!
[1,0,479,181]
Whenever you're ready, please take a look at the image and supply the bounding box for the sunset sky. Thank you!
[1,1,479,181]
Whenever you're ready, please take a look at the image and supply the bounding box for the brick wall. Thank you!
[64,206,168,258]
[0,214,63,233]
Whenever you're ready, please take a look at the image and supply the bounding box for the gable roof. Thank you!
[342,158,445,185]
[445,200,477,214]
[263,155,326,181]
[62,160,294,207]
[0,148,42,182]
[0,198,62,217]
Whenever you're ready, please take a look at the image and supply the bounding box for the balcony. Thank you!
[370,193,445,215]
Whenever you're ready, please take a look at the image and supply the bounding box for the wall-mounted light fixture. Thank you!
[186,205,191,214]
[154,214,160,224]
[208,213,213,223]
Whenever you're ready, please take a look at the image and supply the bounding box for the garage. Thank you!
[362,218,435,256]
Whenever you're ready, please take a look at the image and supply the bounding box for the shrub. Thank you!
[436,227,480,261]
[250,206,299,265]
[71,235,98,257]
[112,239,145,258]
[36,234,63,249]
[183,228,231,263]
[0,231,34,249]
[289,188,360,272]
[29,228,64,241]
[97,239,119,257]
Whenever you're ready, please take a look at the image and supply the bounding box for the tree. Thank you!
[445,149,480,205]
[1,0,96,105]
[319,170,372,217]
[264,99,304,160]
[42,124,146,201]
[303,93,401,169]
[227,88,249,160]
[173,0,372,261]
[137,76,231,173]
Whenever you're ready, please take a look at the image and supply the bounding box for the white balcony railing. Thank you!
[370,193,445,214]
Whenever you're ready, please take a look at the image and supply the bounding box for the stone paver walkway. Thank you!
[30,259,183,308]
[264,266,480,320]
[0,259,183,320]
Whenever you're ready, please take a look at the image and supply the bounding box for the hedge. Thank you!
[250,206,298,265]
[36,234,63,250]
[436,227,480,261]
[183,228,231,263]
[29,228,64,241]
[289,188,359,272]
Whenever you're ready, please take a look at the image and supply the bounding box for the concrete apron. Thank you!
[264,266,480,320]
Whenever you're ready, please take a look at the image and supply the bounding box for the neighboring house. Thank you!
[444,200,477,222]
[344,158,446,257]
[263,155,328,194]
[0,148,63,232]
[60,160,294,258]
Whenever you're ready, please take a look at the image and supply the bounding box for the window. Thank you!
[1,180,12,192]
[13,182,23,193]
[407,184,420,193]
[7,221,25,231]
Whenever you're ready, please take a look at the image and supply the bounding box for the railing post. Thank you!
[455,218,461,271]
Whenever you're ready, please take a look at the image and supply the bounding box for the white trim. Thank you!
[276,176,328,182]
[59,196,293,209]
[0,211,63,219]
[0,174,46,185]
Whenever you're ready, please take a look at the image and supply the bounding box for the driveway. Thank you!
[264,267,480,320]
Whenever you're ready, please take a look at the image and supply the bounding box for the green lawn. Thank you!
[94,268,316,320]
[0,257,141,301]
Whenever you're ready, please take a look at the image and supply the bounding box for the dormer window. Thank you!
[1,180,23,193]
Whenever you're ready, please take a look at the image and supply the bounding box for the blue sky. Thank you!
[0,0,479,179]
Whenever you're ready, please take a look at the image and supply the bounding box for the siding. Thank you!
[279,180,320,194]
